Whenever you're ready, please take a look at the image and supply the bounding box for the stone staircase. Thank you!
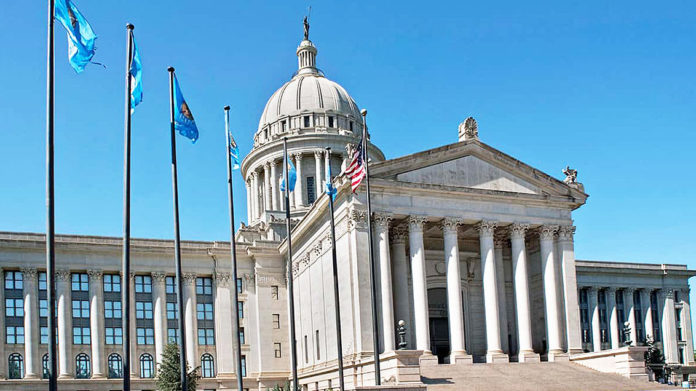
[419,361,674,391]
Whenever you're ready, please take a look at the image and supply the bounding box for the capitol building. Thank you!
[0,30,694,391]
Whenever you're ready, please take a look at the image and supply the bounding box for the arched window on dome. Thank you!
[140,353,154,378]
[8,353,23,379]
[108,353,123,378]
[75,353,91,379]
[42,354,49,379]
[201,353,215,378]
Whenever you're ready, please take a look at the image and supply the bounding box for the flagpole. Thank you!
[122,23,134,391]
[45,0,58,389]
[283,137,299,391]
[224,106,245,391]
[326,148,345,391]
[361,109,382,385]
[168,66,189,391]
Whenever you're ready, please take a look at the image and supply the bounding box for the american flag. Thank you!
[344,140,366,193]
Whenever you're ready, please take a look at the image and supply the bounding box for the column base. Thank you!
[545,350,569,362]
[57,374,74,380]
[418,352,438,367]
[517,350,541,363]
[450,351,473,364]
[567,348,584,356]
[91,373,107,379]
[486,350,509,363]
[24,373,41,380]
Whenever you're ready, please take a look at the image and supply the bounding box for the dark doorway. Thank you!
[428,288,450,363]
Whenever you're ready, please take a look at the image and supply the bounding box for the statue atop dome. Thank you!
[303,16,310,40]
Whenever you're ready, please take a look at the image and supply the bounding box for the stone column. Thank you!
[390,226,412,348]
[641,289,654,342]
[509,224,539,362]
[251,171,259,220]
[183,273,198,369]
[213,272,236,375]
[443,218,471,364]
[245,178,252,222]
[152,272,167,364]
[494,235,509,354]
[588,287,601,352]
[539,225,565,360]
[681,290,694,364]
[56,269,73,378]
[87,270,105,378]
[270,160,279,210]
[314,150,323,198]
[477,221,508,363]
[625,288,637,346]
[374,213,395,353]
[22,267,40,379]
[661,290,679,364]
[606,288,620,349]
[408,216,430,354]
[294,153,304,207]
[558,225,583,354]
[263,162,272,211]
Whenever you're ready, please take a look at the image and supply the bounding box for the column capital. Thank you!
[408,215,427,232]
[390,225,408,244]
[87,269,103,281]
[441,217,463,233]
[557,225,576,241]
[347,208,368,231]
[56,269,71,281]
[293,152,303,161]
[251,170,259,179]
[20,267,38,281]
[624,287,636,295]
[538,225,559,241]
[372,212,393,231]
[263,161,271,170]
[509,223,530,239]
[182,273,197,285]
[151,272,167,284]
[475,220,497,237]
[314,149,323,159]
[270,159,278,168]
[214,272,231,287]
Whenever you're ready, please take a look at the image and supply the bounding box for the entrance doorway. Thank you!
[428,288,450,363]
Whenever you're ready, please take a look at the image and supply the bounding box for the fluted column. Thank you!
[213,272,235,375]
[294,153,304,207]
[588,287,601,352]
[183,273,198,369]
[374,213,395,353]
[477,221,507,362]
[270,160,279,210]
[494,235,509,354]
[314,150,323,198]
[558,225,583,354]
[539,225,565,360]
[22,268,40,379]
[56,269,73,378]
[661,290,679,363]
[682,290,694,364]
[606,288,620,349]
[640,289,653,342]
[251,171,259,220]
[263,162,272,211]
[152,272,167,364]
[625,288,637,346]
[443,218,471,363]
[245,178,252,222]
[390,226,412,348]
[509,224,539,362]
[408,216,430,353]
[88,270,105,378]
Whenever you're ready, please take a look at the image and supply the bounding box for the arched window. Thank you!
[108,353,123,378]
[140,353,154,378]
[75,353,91,379]
[42,354,49,379]
[8,353,23,379]
[201,353,215,378]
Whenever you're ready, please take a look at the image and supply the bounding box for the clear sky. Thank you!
[1,4,694,271]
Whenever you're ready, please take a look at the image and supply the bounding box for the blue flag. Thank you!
[173,75,199,142]
[228,130,240,170]
[325,151,336,200]
[55,0,97,73]
[280,160,296,192]
[129,35,142,112]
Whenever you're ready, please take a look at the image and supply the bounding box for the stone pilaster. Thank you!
[56,269,73,378]
[151,272,167,364]
[182,273,198,369]
[373,213,395,353]
[213,272,236,376]
[477,221,507,363]
[87,269,105,378]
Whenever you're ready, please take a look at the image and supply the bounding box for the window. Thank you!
[201,353,215,378]
[274,342,282,358]
[42,354,49,379]
[166,276,176,294]
[136,301,153,319]
[238,301,244,319]
[71,273,89,292]
[140,354,154,378]
[75,353,91,379]
[167,328,180,344]
[105,301,122,319]
[316,330,320,360]
[240,355,247,377]
[303,116,310,128]
[272,314,280,329]
[197,303,213,320]
[8,353,23,379]
[349,121,354,132]
[134,275,152,293]
[198,328,215,345]
[328,116,334,128]
[307,176,316,203]
[5,298,24,317]
[108,353,123,378]
[651,291,661,342]
[103,274,121,293]
[4,271,23,290]
[72,300,89,318]
[282,120,288,132]
[41,327,49,344]
[271,286,279,300]
[39,272,47,291]
[105,327,123,345]
[167,302,178,320]
[6,326,25,344]
[40,299,48,317]
[239,327,245,345]
[73,327,91,344]
[304,335,309,363]
[236,278,243,294]
[137,328,154,345]
[196,277,213,295]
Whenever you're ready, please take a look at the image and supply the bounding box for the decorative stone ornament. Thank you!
[458,116,479,141]
[563,165,585,192]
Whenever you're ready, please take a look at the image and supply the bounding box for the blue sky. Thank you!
[1,1,694,268]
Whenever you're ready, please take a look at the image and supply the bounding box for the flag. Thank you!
[280,160,296,192]
[344,140,365,193]
[173,75,199,142]
[325,151,336,200]
[129,35,143,112]
[55,0,97,73]
[228,130,240,170]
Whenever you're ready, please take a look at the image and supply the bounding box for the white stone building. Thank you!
[0,32,694,390]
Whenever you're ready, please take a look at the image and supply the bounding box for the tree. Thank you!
[644,336,665,381]
[156,343,200,391]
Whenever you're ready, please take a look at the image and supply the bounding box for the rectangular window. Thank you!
[237,278,243,294]
[238,301,244,319]
[105,301,122,319]
[5,298,24,317]
[303,116,310,128]
[137,327,154,345]
[40,299,48,318]
[105,327,123,345]
[134,275,152,293]
[274,342,282,358]
[72,300,90,318]
[349,121,354,132]
[167,328,180,344]
[272,314,280,329]
[136,301,153,319]
[197,303,213,320]
[73,327,91,344]
[304,335,309,363]
[196,277,213,295]
[167,302,178,320]
[6,326,25,344]
[271,285,279,300]
[241,355,247,377]
[103,274,121,293]
[41,327,48,344]
[198,328,215,345]
[39,272,47,291]
[316,330,320,360]
[306,176,316,203]
[239,327,245,345]
[4,271,23,290]
[71,273,89,292]
[282,120,287,132]
[166,276,176,294]
[328,116,334,128]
